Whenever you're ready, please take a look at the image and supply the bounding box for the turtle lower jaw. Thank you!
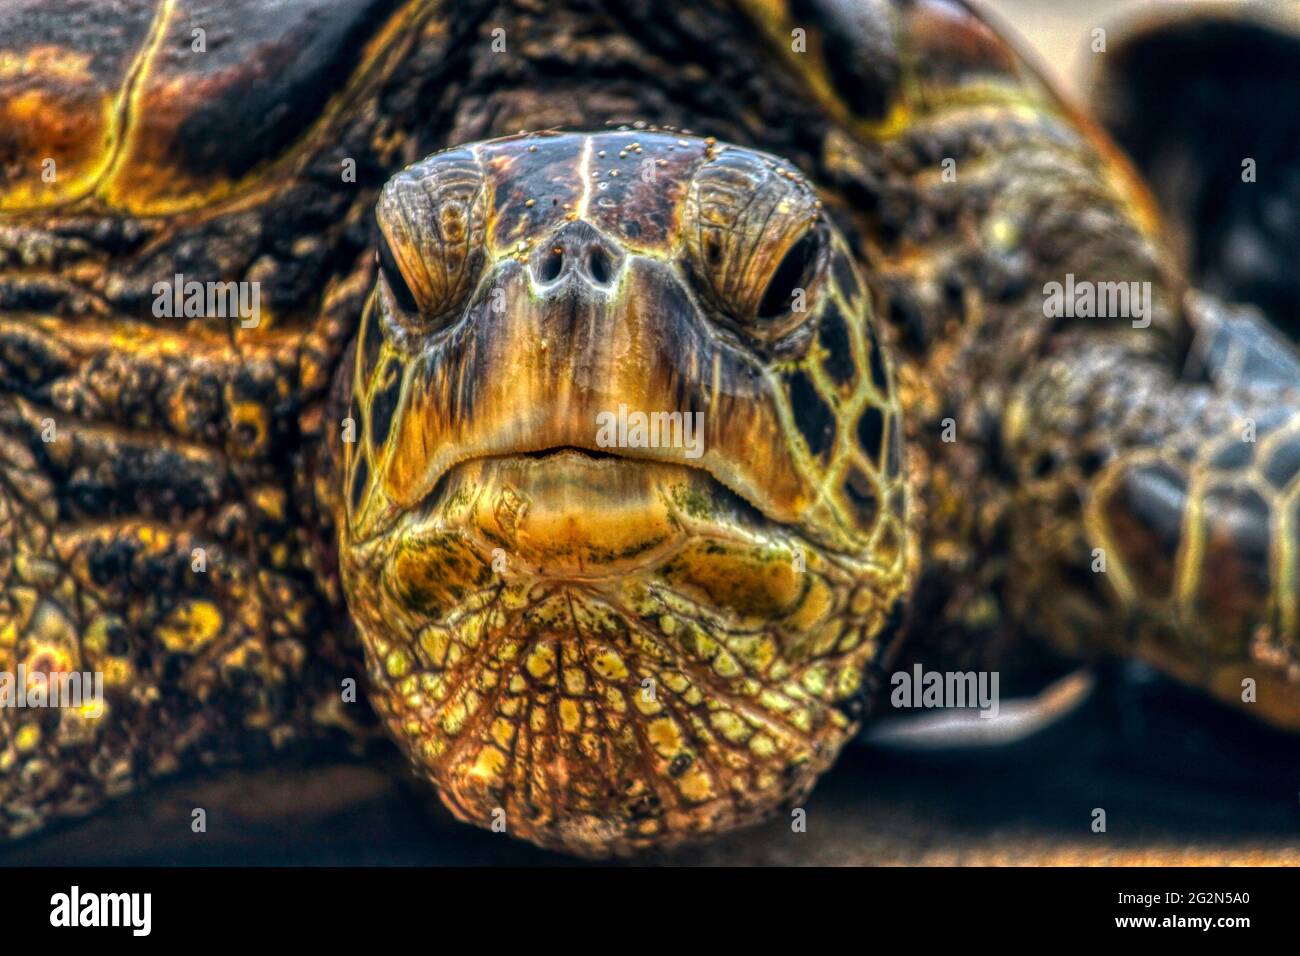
[339,455,885,857]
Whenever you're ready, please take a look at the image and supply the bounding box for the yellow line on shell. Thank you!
[96,0,176,199]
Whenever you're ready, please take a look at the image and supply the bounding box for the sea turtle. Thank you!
[0,0,1297,859]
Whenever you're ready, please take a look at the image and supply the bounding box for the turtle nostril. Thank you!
[531,223,622,288]
[589,247,613,285]
[539,246,564,283]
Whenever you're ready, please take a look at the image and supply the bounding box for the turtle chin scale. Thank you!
[338,464,899,854]
[344,579,868,857]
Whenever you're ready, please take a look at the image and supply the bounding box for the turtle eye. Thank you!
[376,228,422,316]
[684,150,824,339]
[374,147,487,331]
[755,226,825,321]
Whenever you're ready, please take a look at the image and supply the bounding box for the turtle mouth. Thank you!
[422,443,778,531]
[520,445,621,462]
[522,445,775,529]
[396,446,791,583]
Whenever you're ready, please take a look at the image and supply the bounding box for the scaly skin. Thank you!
[0,0,463,838]
[0,0,1295,855]
[1003,305,1300,730]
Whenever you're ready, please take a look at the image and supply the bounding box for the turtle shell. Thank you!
[0,0,408,215]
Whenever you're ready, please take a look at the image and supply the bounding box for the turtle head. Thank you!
[337,130,909,856]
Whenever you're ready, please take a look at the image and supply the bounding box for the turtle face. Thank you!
[338,131,909,856]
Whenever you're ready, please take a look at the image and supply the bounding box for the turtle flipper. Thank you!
[1091,4,1300,336]
[1003,294,1300,729]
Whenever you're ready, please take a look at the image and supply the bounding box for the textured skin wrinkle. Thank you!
[685,150,824,335]
[376,147,487,325]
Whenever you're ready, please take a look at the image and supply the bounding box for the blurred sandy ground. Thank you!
[983,0,1257,100]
